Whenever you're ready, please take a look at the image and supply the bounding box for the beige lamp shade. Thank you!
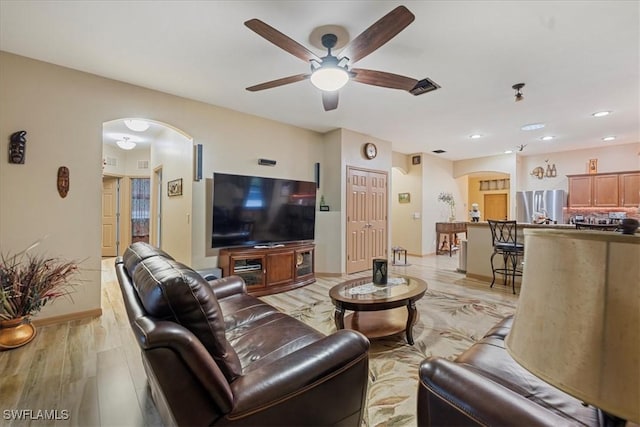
[506,229,639,423]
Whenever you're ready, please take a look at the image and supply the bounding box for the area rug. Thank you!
[261,276,516,427]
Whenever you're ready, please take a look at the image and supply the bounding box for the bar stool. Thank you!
[487,220,524,294]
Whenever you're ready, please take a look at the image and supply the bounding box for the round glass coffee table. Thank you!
[329,275,427,345]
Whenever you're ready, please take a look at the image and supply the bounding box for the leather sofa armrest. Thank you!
[418,357,576,427]
[133,316,234,413]
[228,329,370,422]
[207,275,247,299]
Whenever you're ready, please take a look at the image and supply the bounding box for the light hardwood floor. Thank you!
[0,253,515,427]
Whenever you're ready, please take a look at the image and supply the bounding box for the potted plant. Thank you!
[438,192,456,222]
[0,243,79,350]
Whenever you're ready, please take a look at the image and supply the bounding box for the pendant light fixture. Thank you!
[512,83,525,102]
[124,119,150,132]
[116,136,136,150]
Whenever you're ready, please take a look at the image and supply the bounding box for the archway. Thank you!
[102,118,194,263]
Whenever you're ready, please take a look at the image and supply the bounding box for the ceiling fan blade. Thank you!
[245,19,321,63]
[339,6,415,64]
[246,74,310,92]
[351,68,418,92]
[322,91,339,111]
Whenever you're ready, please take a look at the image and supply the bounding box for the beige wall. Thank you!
[0,51,325,321]
[420,153,463,254]
[102,144,151,178]
[518,142,640,192]
[391,156,422,255]
[150,127,193,265]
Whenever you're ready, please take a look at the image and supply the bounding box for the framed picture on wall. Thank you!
[588,159,598,174]
[398,192,411,203]
[412,155,421,165]
[168,178,183,196]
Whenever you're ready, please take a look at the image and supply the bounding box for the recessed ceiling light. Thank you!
[504,150,513,154]
[521,123,545,131]
[592,111,612,117]
[470,134,483,139]
[124,119,150,132]
[540,136,555,141]
[602,136,616,141]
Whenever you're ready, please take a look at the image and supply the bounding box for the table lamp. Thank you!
[505,229,639,425]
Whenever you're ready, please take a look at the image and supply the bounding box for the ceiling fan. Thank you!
[245,5,440,111]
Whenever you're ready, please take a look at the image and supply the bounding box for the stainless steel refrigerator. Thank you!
[516,190,567,223]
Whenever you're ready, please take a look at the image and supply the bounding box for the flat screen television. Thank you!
[212,172,316,248]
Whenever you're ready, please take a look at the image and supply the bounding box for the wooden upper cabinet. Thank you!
[619,172,640,207]
[592,174,619,207]
[568,175,593,207]
[568,171,639,208]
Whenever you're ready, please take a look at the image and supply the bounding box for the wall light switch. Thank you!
[413,212,421,219]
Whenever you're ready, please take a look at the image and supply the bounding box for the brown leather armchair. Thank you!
[417,316,602,426]
[116,242,369,426]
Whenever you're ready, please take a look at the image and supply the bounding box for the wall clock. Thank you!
[364,142,377,159]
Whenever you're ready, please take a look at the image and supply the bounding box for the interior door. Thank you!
[102,177,119,257]
[346,167,388,274]
[346,168,370,274]
[368,171,387,260]
[484,193,508,220]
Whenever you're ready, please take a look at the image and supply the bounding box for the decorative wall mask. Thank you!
[8,130,27,164]
[57,166,70,198]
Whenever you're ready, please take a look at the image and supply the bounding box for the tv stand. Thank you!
[218,242,315,296]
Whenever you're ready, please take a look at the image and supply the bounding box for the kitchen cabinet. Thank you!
[567,171,639,208]
[619,172,640,207]
[592,174,619,207]
[568,175,592,207]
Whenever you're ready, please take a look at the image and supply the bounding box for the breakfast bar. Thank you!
[465,222,575,286]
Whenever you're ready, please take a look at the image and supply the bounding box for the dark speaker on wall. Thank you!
[258,158,277,166]
[194,144,203,181]
[314,162,320,188]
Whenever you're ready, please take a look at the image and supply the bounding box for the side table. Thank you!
[392,246,409,266]
[436,222,467,256]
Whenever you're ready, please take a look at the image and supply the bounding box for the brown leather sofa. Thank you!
[115,242,370,426]
[417,316,603,426]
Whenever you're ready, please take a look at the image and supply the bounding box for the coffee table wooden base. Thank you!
[343,307,419,344]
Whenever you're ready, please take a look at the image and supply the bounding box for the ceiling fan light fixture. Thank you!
[124,119,150,132]
[310,66,349,92]
[116,136,136,150]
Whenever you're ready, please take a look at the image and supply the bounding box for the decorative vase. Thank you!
[372,259,388,285]
[0,316,36,351]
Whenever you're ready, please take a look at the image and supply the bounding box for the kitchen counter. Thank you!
[574,222,621,231]
[465,221,578,287]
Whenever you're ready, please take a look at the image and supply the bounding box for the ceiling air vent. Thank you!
[410,78,440,96]
[137,160,149,170]
[432,149,446,154]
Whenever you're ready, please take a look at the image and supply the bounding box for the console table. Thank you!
[218,242,315,296]
[436,222,467,256]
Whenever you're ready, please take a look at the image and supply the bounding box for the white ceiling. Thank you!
[1,1,638,161]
